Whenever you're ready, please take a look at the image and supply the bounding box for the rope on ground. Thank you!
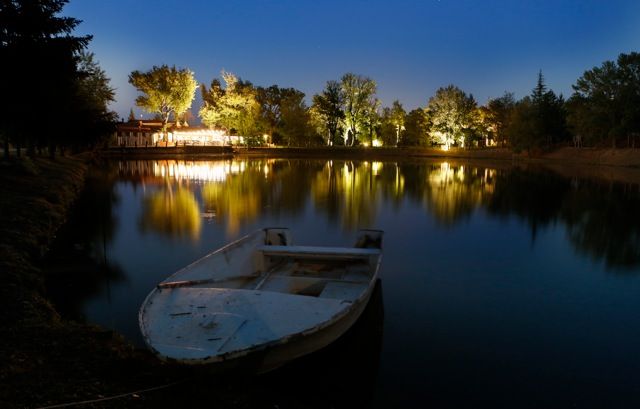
[34,378,189,409]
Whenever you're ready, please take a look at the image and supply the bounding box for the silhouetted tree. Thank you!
[256,85,310,145]
[311,80,344,146]
[567,52,640,148]
[379,100,406,146]
[0,0,95,157]
[507,72,567,153]
[484,92,515,147]
[278,89,313,146]
[67,51,116,151]
[401,109,430,146]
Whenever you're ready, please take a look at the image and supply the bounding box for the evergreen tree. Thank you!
[507,72,567,153]
[0,0,94,157]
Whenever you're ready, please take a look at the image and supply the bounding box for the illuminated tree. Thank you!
[311,80,345,145]
[341,73,377,146]
[199,71,260,141]
[128,65,198,130]
[426,85,477,149]
[362,97,381,146]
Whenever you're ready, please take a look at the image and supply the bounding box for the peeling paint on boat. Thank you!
[139,228,383,372]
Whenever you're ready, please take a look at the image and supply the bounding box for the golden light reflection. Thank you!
[312,161,383,228]
[201,176,261,236]
[422,162,494,225]
[140,187,201,239]
[152,160,247,182]
[125,159,500,235]
[372,161,382,176]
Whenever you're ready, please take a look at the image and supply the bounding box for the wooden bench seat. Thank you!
[257,245,380,259]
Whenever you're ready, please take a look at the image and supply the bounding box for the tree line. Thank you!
[0,0,116,159]
[131,52,640,151]
[1,1,638,157]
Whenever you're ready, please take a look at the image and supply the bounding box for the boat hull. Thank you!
[139,228,383,374]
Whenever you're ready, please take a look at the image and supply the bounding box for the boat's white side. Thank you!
[139,228,383,372]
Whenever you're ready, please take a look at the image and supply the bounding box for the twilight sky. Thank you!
[66,0,640,119]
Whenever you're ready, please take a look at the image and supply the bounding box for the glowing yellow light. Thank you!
[372,139,382,147]
[152,160,249,182]
[441,144,449,151]
[362,142,370,147]
[372,161,382,176]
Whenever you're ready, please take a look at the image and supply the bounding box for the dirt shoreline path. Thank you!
[2,147,640,408]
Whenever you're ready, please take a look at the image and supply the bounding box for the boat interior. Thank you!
[157,229,382,304]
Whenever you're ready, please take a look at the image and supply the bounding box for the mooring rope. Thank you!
[34,378,188,409]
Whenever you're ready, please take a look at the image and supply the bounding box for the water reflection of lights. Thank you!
[428,162,469,187]
[372,162,382,176]
[153,161,247,182]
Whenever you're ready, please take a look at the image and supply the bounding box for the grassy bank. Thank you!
[0,156,182,408]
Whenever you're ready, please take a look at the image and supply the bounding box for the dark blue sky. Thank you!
[66,0,640,119]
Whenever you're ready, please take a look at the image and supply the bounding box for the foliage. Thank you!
[484,92,515,147]
[426,85,478,149]
[567,52,640,148]
[278,89,315,146]
[255,85,283,139]
[361,97,381,146]
[199,71,260,140]
[311,80,344,146]
[504,97,537,153]
[256,85,313,145]
[68,52,117,150]
[128,65,198,130]
[379,100,406,146]
[0,0,114,157]
[341,73,377,146]
[506,72,567,153]
[402,109,430,146]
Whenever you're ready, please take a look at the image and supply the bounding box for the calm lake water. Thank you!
[46,158,640,408]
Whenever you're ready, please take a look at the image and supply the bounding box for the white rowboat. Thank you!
[138,228,383,372]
